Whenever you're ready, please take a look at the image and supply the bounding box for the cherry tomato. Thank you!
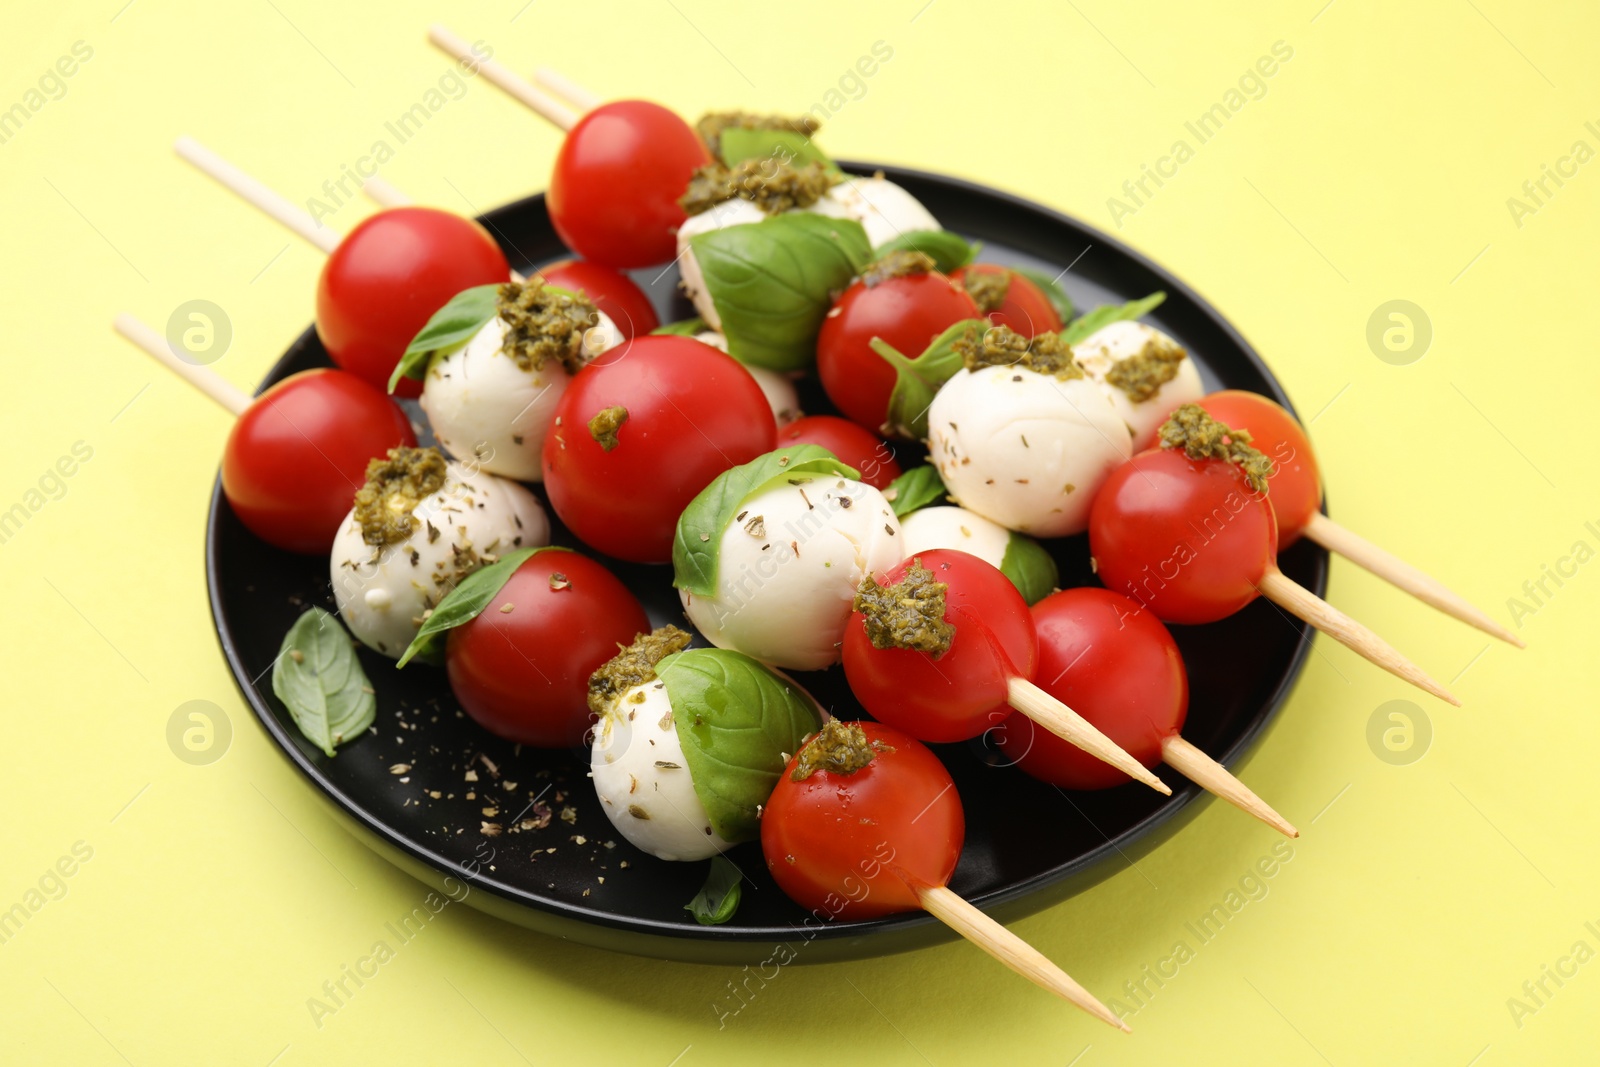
[316,207,510,398]
[535,258,660,339]
[543,336,776,562]
[221,369,416,554]
[1088,447,1277,624]
[445,551,650,747]
[843,549,1036,743]
[817,268,980,434]
[950,264,1063,337]
[777,415,902,490]
[762,720,963,921]
[548,101,712,269]
[1198,391,1322,548]
[994,588,1187,790]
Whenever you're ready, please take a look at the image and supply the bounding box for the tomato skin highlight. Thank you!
[534,258,659,339]
[995,588,1188,790]
[315,207,511,398]
[843,549,1037,743]
[1197,390,1322,548]
[548,101,712,269]
[221,369,416,554]
[778,415,902,490]
[816,271,980,433]
[762,721,963,920]
[950,264,1063,337]
[1089,448,1278,624]
[542,336,777,563]
[445,552,650,748]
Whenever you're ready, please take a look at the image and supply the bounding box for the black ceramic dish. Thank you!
[208,163,1326,964]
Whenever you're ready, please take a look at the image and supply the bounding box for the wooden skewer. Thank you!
[1301,512,1523,649]
[360,175,413,209]
[427,25,579,131]
[174,136,340,255]
[1257,567,1460,705]
[531,66,601,111]
[1160,735,1297,837]
[112,313,251,416]
[1007,678,1171,796]
[916,884,1128,1032]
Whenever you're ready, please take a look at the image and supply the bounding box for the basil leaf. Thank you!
[388,284,501,392]
[395,545,572,668]
[884,465,947,518]
[651,317,707,337]
[874,318,988,440]
[872,230,978,273]
[1011,266,1074,321]
[672,445,859,597]
[1060,291,1167,345]
[999,533,1059,605]
[718,127,839,176]
[689,213,872,371]
[272,608,376,758]
[685,856,743,925]
[659,648,824,842]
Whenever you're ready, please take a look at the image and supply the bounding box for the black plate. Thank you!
[208,163,1326,964]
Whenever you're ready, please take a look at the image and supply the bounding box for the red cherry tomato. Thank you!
[316,207,510,398]
[762,720,963,921]
[777,415,902,490]
[543,336,776,562]
[1089,448,1278,624]
[817,269,980,434]
[994,588,1187,790]
[950,264,1063,337]
[534,258,660,339]
[548,101,712,269]
[221,369,416,554]
[1198,391,1322,548]
[843,549,1036,743]
[445,551,650,747]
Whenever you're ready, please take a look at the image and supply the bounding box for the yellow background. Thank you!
[2,1,1595,1063]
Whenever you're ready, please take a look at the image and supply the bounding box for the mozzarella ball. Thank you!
[1072,321,1204,450]
[900,505,1013,570]
[695,331,801,425]
[929,367,1132,537]
[676,198,768,330]
[813,176,941,248]
[329,463,550,657]
[682,477,904,670]
[419,313,622,481]
[591,680,735,862]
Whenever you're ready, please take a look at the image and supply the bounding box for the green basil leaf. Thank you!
[884,465,948,518]
[718,127,839,176]
[999,533,1059,605]
[1059,291,1167,345]
[875,318,988,440]
[395,545,572,668]
[651,317,708,337]
[672,445,859,597]
[659,648,823,842]
[872,229,978,273]
[272,608,376,758]
[1011,266,1075,321]
[685,856,743,925]
[387,284,501,393]
[689,213,872,372]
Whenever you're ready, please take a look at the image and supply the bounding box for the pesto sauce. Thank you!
[1103,335,1188,403]
[497,280,600,375]
[679,159,834,216]
[852,559,956,655]
[695,110,822,158]
[962,268,1011,312]
[587,405,629,452]
[791,719,893,781]
[1157,403,1275,493]
[352,446,448,547]
[587,625,692,720]
[954,324,1084,380]
[862,249,937,288]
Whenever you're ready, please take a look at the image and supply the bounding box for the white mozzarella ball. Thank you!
[329,463,550,657]
[900,505,1013,570]
[814,176,941,248]
[591,681,734,862]
[676,199,768,329]
[419,313,622,481]
[1072,321,1204,450]
[929,366,1132,537]
[682,478,904,670]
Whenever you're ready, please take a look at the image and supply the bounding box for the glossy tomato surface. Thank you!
[1199,390,1322,547]
[221,369,415,554]
[315,207,510,398]
[535,258,660,339]
[778,415,902,490]
[952,263,1063,337]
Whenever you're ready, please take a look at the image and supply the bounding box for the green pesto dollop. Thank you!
[679,159,834,217]
[852,558,955,655]
[353,446,447,547]
[1158,404,1274,493]
[962,267,1012,312]
[862,249,937,288]
[497,280,599,375]
[791,719,893,782]
[587,405,629,452]
[587,625,693,720]
[1103,335,1188,403]
[695,110,822,158]
[954,324,1083,380]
